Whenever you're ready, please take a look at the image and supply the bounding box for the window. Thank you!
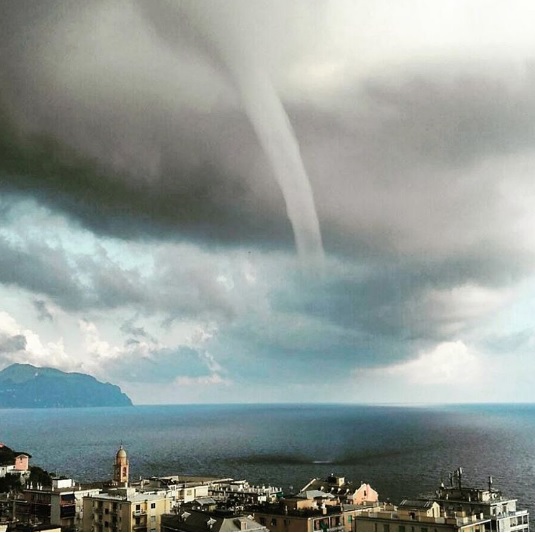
[383,525,390,532]
[259,517,266,526]
[399,527,405,532]
[271,518,277,527]
[151,503,156,509]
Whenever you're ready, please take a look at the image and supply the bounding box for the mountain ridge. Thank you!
[0,363,133,408]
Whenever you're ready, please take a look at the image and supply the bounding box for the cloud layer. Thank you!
[1,0,535,402]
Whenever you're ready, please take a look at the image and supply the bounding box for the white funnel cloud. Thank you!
[230,63,325,268]
[139,1,324,268]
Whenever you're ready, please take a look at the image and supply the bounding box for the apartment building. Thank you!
[82,487,173,532]
[428,471,529,533]
[14,477,100,530]
[353,500,492,532]
[209,478,283,505]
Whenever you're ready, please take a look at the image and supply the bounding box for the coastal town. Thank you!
[0,442,529,532]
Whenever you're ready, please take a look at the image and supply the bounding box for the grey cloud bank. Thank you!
[1,0,535,402]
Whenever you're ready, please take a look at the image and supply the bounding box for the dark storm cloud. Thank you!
[1,0,535,278]
[3,0,535,391]
[105,345,213,384]
[0,233,239,320]
[275,249,530,344]
[120,317,157,342]
[296,67,535,259]
[354,69,535,168]
[0,108,291,250]
[3,59,535,271]
[0,0,292,250]
[481,328,535,354]
[33,300,53,321]
[0,334,27,354]
[0,236,86,307]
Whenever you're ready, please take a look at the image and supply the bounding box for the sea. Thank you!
[1,403,534,517]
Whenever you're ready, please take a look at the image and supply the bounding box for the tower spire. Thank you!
[113,444,129,487]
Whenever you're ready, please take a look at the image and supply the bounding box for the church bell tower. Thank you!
[113,445,129,486]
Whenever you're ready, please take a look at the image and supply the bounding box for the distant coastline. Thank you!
[0,363,132,408]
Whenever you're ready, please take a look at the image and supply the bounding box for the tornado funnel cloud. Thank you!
[139,1,324,268]
[231,64,324,268]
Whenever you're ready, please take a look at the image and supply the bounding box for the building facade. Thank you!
[82,487,174,532]
[253,495,346,532]
[14,478,101,530]
[209,479,283,506]
[423,469,529,532]
[353,500,492,532]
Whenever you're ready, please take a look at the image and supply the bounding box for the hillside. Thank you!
[0,363,132,408]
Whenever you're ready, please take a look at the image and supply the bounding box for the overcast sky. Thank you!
[1,0,535,404]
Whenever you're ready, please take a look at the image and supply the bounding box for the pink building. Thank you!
[14,454,30,471]
[301,474,379,505]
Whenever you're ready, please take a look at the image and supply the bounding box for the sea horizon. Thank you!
[3,402,534,517]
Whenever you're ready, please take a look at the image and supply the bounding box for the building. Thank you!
[82,486,176,532]
[113,446,129,487]
[352,469,529,533]
[253,494,346,532]
[139,475,222,503]
[13,455,30,473]
[160,508,268,532]
[301,475,379,506]
[0,444,31,480]
[423,469,529,532]
[83,449,243,531]
[15,477,101,530]
[353,500,492,532]
[208,478,283,506]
